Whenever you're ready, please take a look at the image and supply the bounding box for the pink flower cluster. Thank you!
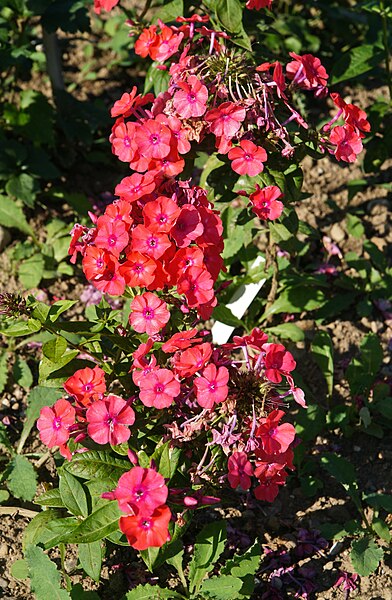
[69,178,224,319]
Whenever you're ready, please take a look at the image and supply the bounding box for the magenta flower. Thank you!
[37,398,76,448]
[194,364,229,409]
[130,292,170,336]
[249,185,284,221]
[111,466,168,515]
[173,75,208,118]
[86,394,135,446]
[329,124,363,163]
[139,368,180,409]
[256,409,296,454]
[228,452,254,490]
[228,140,267,176]
[263,343,296,383]
[94,220,129,257]
[205,102,246,138]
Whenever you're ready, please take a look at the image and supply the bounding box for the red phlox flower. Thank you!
[162,328,202,353]
[166,247,205,284]
[228,140,267,176]
[170,205,204,248]
[256,409,296,454]
[246,0,273,10]
[177,266,215,308]
[194,363,229,409]
[111,87,154,118]
[94,0,119,14]
[64,366,106,406]
[172,342,212,377]
[86,395,135,445]
[331,93,370,137]
[329,124,363,163]
[233,327,269,350]
[132,338,154,369]
[149,148,185,178]
[135,119,172,160]
[139,368,180,408]
[173,75,208,118]
[263,343,296,383]
[227,452,254,490]
[134,26,158,58]
[273,61,286,97]
[82,246,111,281]
[205,102,246,138]
[196,207,224,248]
[37,399,76,448]
[132,355,158,386]
[131,225,172,260]
[254,469,287,502]
[166,116,191,154]
[115,172,156,203]
[119,252,157,288]
[119,504,171,550]
[286,53,328,93]
[94,219,129,257]
[254,447,295,471]
[202,247,225,280]
[143,196,181,233]
[249,185,284,221]
[110,120,137,163]
[149,24,184,63]
[113,466,168,515]
[92,259,126,296]
[69,223,89,264]
[100,200,133,227]
[130,292,170,336]
[197,295,218,320]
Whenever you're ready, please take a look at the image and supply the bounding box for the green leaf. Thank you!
[7,455,37,501]
[47,300,78,323]
[215,0,243,33]
[311,331,334,397]
[144,63,171,96]
[140,546,160,572]
[321,454,361,509]
[0,194,34,237]
[331,45,384,84]
[65,501,121,544]
[350,537,384,577]
[346,333,383,396]
[13,355,33,389]
[295,404,326,441]
[17,386,62,453]
[64,450,130,480]
[70,584,101,599]
[212,304,244,328]
[0,351,9,394]
[41,517,79,549]
[25,545,71,600]
[188,521,226,594]
[6,173,37,207]
[365,493,392,513]
[10,558,29,580]
[200,575,243,599]
[124,584,184,599]
[59,470,88,517]
[346,214,365,238]
[0,422,13,453]
[264,286,326,317]
[372,518,391,543]
[35,488,65,508]
[42,336,68,362]
[78,541,103,582]
[18,254,45,289]
[23,509,61,551]
[221,542,261,596]
[0,320,41,337]
[265,323,305,342]
[153,0,183,22]
[151,442,181,481]
[38,350,79,385]
[0,490,10,503]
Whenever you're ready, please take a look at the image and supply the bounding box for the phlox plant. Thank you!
[0,0,371,595]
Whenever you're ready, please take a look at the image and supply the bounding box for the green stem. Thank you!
[380,0,392,101]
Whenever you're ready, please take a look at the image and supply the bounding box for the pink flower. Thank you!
[64,366,106,406]
[286,52,328,95]
[256,409,296,454]
[205,102,246,139]
[329,124,363,163]
[228,452,254,490]
[194,364,229,409]
[112,466,168,515]
[177,266,215,308]
[173,75,208,118]
[263,343,296,383]
[246,0,272,9]
[139,368,180,409]
[135,119,171,160]
[37,399,76,448]
[228,140,267,176]
[254,470,287,502]
[170,205,204,248]
[249,185,284,221]
[130,292,170,336]
[86,395,135,445]
[120,504,171,550]
[94,220,129,257]
[94,0,119,14]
